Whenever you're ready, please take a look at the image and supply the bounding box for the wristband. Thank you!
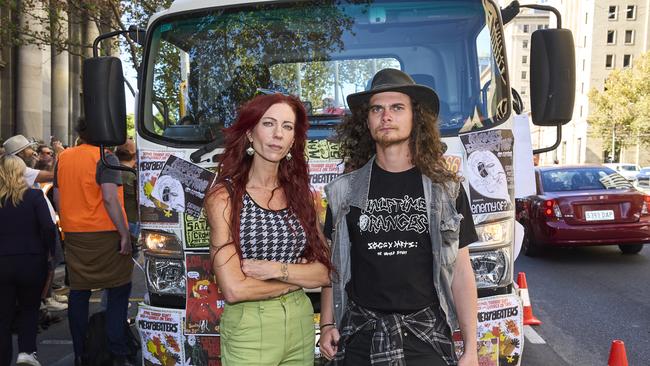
[320,323,336,329]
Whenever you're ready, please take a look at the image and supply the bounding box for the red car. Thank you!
[516,165,650,256]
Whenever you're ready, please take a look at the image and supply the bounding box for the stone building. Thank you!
[0,2,110,146]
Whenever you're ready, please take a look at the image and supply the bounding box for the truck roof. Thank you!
[151,0,272,24]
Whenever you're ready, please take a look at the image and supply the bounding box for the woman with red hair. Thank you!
[206,93,332,365]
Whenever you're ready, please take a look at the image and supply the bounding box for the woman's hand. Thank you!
[241,259,281,281]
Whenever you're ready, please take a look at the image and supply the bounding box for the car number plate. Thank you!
[585,210,614,221]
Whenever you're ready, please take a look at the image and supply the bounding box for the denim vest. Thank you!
[324,156,463,331]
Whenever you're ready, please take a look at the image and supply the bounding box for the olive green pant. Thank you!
[220,289,315,366]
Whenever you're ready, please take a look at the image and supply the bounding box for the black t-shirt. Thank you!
[324,163,477,313]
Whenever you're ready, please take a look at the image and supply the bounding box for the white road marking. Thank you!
[524,325,546,344]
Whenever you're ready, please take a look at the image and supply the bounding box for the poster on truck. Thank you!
[184,335,221,366]
[306,139,344,222]
[184,212,211,250]
[460,130,514,215]
[185,253,224,335]
[136,305,185,366]
[139,151,180,227]
[477,295,523,366]
[152,156,216,219]
[453,295,522,366]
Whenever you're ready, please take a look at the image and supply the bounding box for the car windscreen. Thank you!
[140,0,509,145]
[540,168,633,192]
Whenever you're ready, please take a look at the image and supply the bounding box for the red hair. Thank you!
[208,93,332,273]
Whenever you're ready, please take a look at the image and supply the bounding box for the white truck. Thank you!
[82,1,575,364]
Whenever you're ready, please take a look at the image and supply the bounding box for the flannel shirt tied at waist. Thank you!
[331,300,457,366]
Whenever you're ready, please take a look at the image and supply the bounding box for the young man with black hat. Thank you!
[319,68,479,366]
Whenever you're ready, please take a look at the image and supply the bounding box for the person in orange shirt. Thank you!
[53,119,134,366]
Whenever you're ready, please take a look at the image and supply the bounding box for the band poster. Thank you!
[185,253,224,335]
[136,305,184,366]
[460,130,514,215]
[139,151,180,227]
[474,295,524,366]
[151,156,216,219]
[184,335,221,366]
[307,139,344,223]
[184,212,210,250]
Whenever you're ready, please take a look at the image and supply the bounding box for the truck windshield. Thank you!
[141,0,509,145]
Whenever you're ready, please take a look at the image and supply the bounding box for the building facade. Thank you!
[0,2,104,146]
[500,0,650,166]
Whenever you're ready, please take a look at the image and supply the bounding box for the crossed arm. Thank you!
[205,187,329,304]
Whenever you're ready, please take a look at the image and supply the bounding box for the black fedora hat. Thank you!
[346,68,439,114]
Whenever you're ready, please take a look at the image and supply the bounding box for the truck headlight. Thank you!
[140,229,183,255]
[145,255,186,296]
[471,219,513,249]
[470,247,511,289]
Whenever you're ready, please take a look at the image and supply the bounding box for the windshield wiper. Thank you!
[190,139,222,163]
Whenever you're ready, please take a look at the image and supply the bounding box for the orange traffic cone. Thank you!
[517,272,542,326]
[608,340,629,366]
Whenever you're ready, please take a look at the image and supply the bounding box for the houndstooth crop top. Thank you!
[239,192,307,263]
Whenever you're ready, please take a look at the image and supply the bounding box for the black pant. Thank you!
[68,282,132,358]
[343,328,448,366]
[0,254,47,365]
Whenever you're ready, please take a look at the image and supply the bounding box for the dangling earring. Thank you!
[246,141,255,156]
[285,151,292,161]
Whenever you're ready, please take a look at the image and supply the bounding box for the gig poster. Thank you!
[184,213,210,250]
[183,335,221,366]
[306,139,341,161]
[466,295,524,366]
[152,156,216,219]
[306,139,344,223]
[184,253,224,335]
[460,130,514,215]
[136,305,185,366]
[139,151,180,227]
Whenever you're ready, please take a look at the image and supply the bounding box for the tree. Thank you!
[589,52,650,160]
[126,113,135,138]
[0,0,170,70]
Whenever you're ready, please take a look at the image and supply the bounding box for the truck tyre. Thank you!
[619,244,643,255]
[522,227,544,257]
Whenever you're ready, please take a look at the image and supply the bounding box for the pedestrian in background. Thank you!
[115,139,139,240]
[205,93,332,365]
[35,143,68,312]
[0,155,56,366]
[53,119,134,366]
[36,145,55,170]
[3,135,54,185]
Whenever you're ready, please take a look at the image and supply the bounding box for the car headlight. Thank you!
[470,219,513,249]
[470,247,511,289]
[140,229,183,255]
[145,255,186,296]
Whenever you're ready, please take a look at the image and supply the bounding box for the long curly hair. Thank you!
[0,155,28,208]
[337,98,458,183]
[207,93,332,272]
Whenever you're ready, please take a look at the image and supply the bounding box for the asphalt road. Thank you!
[12,244,649,365]
[514,244,650,366]
[10,260,148,366]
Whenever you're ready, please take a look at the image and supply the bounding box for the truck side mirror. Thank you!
[530,29,575,126]
[82,56,127,146]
